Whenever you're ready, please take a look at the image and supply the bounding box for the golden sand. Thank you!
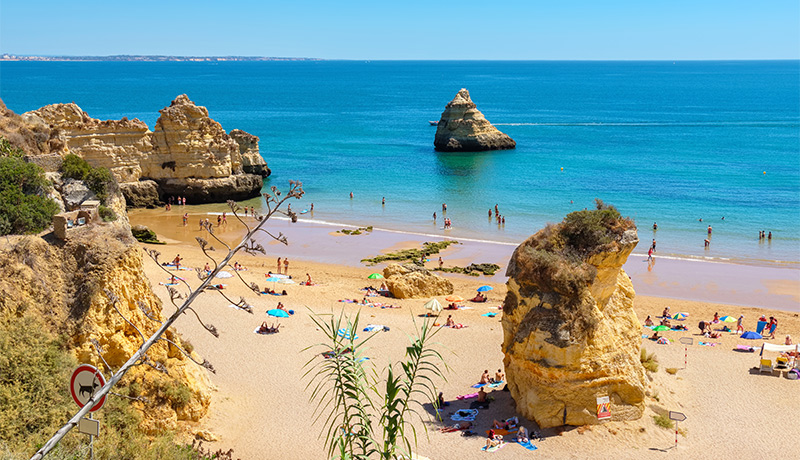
[132,209,800,459]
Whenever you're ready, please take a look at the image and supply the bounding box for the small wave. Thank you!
[226,212,521,247]
[494,121,799,127]
[631,252,798,268]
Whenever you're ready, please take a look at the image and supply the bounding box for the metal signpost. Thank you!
[70,365,105,459]
[679,337,693,368]
[668,411,686,449]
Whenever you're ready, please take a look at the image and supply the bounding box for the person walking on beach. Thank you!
[736,315,744,334]
[277,257,282,274]
[183,213,188,226]
[283,258,289,274]
[222,212,227,226]
[438,257,443,269]
[647,247,654,262]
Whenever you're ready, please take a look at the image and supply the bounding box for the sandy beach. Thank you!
[131,208,800,459]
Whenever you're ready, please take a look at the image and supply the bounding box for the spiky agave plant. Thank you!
[304,310,446,460]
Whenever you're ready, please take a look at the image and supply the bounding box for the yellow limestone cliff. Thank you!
[501,212,646,428]
[21,94,269,206]
[0,220,212,435]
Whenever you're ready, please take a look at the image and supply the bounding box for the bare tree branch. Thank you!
[30,181,304,460]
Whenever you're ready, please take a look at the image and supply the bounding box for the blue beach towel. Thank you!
[515,440,538,451]
[482,313,497,317]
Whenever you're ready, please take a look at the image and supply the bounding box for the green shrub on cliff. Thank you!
[60,154,114,203]
[516,199,634,297]
[0,314,221,460]
[0,139,60,235]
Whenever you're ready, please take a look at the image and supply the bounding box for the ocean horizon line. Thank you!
[2,55,799,63]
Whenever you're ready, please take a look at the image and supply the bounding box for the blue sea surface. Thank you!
[1,60,798,266]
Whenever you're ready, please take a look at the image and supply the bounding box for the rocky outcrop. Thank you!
[230,129,270,177]
[501,212,645,428]
[0,215,211,435]
[434,89,515,152]
[120,180,160,208]
[383,263,454,299]
[23,95,269,206]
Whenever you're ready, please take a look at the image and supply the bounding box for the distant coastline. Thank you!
[0,54,320,62]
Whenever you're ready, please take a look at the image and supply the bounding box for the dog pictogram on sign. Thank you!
[70,364,106,412]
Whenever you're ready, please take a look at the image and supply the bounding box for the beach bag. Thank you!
[788,369,799,380]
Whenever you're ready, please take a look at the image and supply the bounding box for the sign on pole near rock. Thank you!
[70,364,106,412]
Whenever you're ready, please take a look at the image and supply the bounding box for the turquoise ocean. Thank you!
[1,60,798,267]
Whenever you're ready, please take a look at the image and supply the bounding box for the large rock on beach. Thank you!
[23,95,267,206]
[434,89,516,152]
[501,209,646,428]
[383,263,454,299]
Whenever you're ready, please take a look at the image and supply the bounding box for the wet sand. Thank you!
[130,208,800,311]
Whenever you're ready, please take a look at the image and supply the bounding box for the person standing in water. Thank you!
[707,225,712,235]
[432,212,436,221]
[653,222,658,230]
[382,197,385,205]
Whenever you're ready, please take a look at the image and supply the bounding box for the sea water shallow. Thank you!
[1,60,798,267]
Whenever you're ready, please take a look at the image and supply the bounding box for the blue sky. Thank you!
[1,1,798,59]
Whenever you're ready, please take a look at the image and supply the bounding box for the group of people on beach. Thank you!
[165,196,186,211]
[275,257,290,274]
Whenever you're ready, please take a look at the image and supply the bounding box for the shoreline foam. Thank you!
[129,208,800,311]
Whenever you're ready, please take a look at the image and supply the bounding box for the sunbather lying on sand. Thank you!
[439,421,472,432]
[257,322,279,334]
[485,430,503,448]
[492,416,518,430]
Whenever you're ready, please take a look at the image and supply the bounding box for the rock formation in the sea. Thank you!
[383,263,454,299]
[434,89,516,152]
[19,94,270,207]
[0,190,212,435]
[230,129,270,177]
[501,205,645,428]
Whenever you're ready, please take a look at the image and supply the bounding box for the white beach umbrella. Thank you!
[424,298,443,313]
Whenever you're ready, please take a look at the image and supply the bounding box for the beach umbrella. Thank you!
[672,312,689,320]
[720,315,737,322]
[215,271,233,279]
[267,309,289,318]
[424,298,443,313]
[476,286,493,292]
[652,325,671,331]
[337,328,358,340]
[741,331,763,340]
[445,295,465,302]
[368,273,384,280]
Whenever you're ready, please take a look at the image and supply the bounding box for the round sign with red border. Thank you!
[70,364,106,412]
